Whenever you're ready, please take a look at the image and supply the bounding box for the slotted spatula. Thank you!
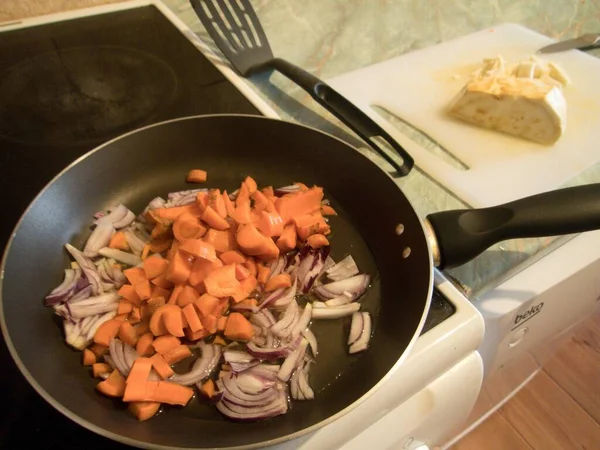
[189,0,414,176]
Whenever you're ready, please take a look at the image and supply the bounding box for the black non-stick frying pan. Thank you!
[2,115,600,449]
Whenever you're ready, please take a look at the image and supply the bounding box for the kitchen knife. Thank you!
[538,33,600,53]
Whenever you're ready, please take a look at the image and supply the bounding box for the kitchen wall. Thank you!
[1,0,125,22]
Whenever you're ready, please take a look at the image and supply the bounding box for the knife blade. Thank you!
[538,33,600,54]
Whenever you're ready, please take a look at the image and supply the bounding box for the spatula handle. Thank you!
[270,58,414,177]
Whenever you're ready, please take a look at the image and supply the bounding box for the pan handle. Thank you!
[269,58,414,177]
[426,184,600,269]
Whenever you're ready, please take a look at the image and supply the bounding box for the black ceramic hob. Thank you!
[0,4,453,448]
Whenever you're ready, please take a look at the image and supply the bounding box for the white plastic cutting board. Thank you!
[326,23,600,207]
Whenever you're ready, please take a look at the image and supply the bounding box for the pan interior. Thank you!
[0,116,431,448]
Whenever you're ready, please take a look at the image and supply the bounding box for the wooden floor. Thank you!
[451,310,600,450]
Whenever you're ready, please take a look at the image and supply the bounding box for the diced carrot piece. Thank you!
[265,273,292,292]
[89,343,108,357]
[165,251,193,285]
[187,169,207,183]
[149,237,173,254]
[256,211,284,238]
[219,250,246,265]
[294,212,330,240]
[307,233,330,248]
[119,321,139,347]
[200,379,215,398]
[236,224,272,256]
[130,307,141,325]
[232,275,257,302]
[224,312,254,341]
[261,186,275,198]
[149,353,174,380]
[189,258,223,287]
[150,217,172,240]
[162,345,192,365]
[135,321,150,336]
[204,228,237,254]
[222,191,236,218]
[134,280,152,301]
[82,348,96,366]
[193,294,220,318]
[151,285,171,300]
[231,202,252,225]
[196,191,209,212]
[256,238,280,262]
[206,189,227,218]
[123,267,147,286]
[257,264,271,285]
[167,239,181,261]
[143,255,168,279]
[321,204,337,216]
[243,176,256,193]
[179,239,216,261]
[151,273,174,289]
[97,369,126,398]
[128,401,161,421]
[212,297,229,317]
[217,316,228,332]
[140,304,152,322]
[93,319,122,347]
[213,336,227,345]
[117,299,134,315]
[92,363,112,378]
[109,231,129,250]
[168,284,184,305]
[201,314,218,334]
[203,264,241,297]
[235,264,251,281]
[276,224,297,252]
[141,244,151,261]
[182,303,203,332]
[152,335,181,354]
[150,304,185,337]
[115,313,129,321]
[202,205,230,231]
[123,380,193,406]
[185,328,210,341]
[173,212,207,242]
[127,357,153,385]
[177,285,199,308]
[153,205,202,221]
[242,257,258,278]
[251,190,270,212]
[136,332,155,356]
[276,186,324,224]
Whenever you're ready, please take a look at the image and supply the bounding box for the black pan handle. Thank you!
[270,58,414,177]
[426,184,600,269]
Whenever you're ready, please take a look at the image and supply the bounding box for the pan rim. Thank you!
[0,113,433,450]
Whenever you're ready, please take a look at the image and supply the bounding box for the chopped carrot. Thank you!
[88,343,108,357]
[143,255,168,279]
[92,363,112,378]
[182,303,204,332]
[167,239,180,261]
[82,348,96,366]
[257,264,271,285]
[149,353,174,380]
[276,224,297,252]
[193,294,220,318]
[224,312,254,341]
[108,231,129,250]
[96,369,126,398]
[153,204,201,221]
[219,250,246,265]
[127,357,153,385]
[151,285,171,300]
[151,273,174,289]
[235,264,251,280]
[151,336,179,355]
[130,307,141,324]
[213,336,227,345]
[242,257,258,278]
[231,201,252,224]
[255,211,284,237]
[203,264,241,297]
[200,314,218,334]
[236,224,273,256]
[217,316,228,332]
[179,239,216,261]
[117,299,134,315]
[173,212,207,242]
[200,379,215,398]
[256,238,280,262]
[136,332,155,356]
[141,244,151,261]
[244,176,257,193]
[212,297,229,317]
[251,190,270,212]
[321,204,337,216]
[189,257,223,287]
[168,284,184,305]
[203,228,237,253]
[207,189,227,218]
[187,169,207,183]
[135,321,150,336]
[140,304,152,322]
[149,236,173,254]
[196,191,209,212]
[134,280,152,301]
[261,186,275,198]
[232,275,257,302]
[123,380,193,406]
[202,205,230,231]
[265,273,292,292]
[150,218,172,240]
[307,233,330,248]
[151,304,185,337]
[276,186,324,224]
[123,267,147,286]
[162,345,192,365]
[128,401,161,421]
[115,313,129,321]
[93,319,122,347]
[165,251,193,285]
[185,328,210,341]
[177,285,199,308]
[293,212,330,240]
[222,191,236,218]
[118,321,139,347]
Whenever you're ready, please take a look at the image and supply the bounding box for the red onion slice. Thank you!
[246,335,302,361]
[236,372,275,394]
[83,222,115,258]
[325,255,359,282]
[45,269,83,306]
[171,342,221,386]
[300,247,331,293]
[123,342,139,372]
[312,301,327,309]
[70,285,93,302]
[112,210,136,229]
[271,300,298,337]
[268,256,286,280]
[224,349,259,373]
[124,229,146,256]
[69,292,119,319]
[222,374,279,405]
[249,311,272,328]
[312,303,360,319]
[103,355,116,370]
[109,339,129,377]
[325,292,352,307]
[298,360,314,400]
[314,274,370,300]
[167,189,206,206]
[94,204,128,226]
[274,185,301,195]
[216,391,288,421]
[301,328,318,356]
[290,368,301,400]
[86,310,117,341]
[349,312,372,354]
[65,244,104,295]
[277,340,307,382]
[291,303,312,338]
[98,247,141,267]
[271,280,297,309]
[348,312,364,346]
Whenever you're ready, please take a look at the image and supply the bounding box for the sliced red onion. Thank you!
[312,301,327,309]
[133,223,152,242]
[236,372,275,394]
[123,342,139,372]
[314,274,370,301]
[249,364,280,375]
[217,391,288,421]
[229,189,239,200]
[79,314,100,336]
[69,292,119,319]
[325,292,353,307]
[262,309,277,325]
[45,268,82,306]
[277,340,307,382]
[86,310,117,341]
[124,229,146,256]
[274,185,301,195]
[252,335,267,347]
[249,311,272,328]
[145,196,167,211]
[103,354,116,370]
[232,301,259,313]
[98,247,141,267]
[302,328,318,356]
[298,360,314,400]
[267,256,287,280]
[271,300,298,337]
[349,312,372,354]
[111,266,127,287]
[70,285,93,302]
[271,279,297,309]
[258,287,284,309]
[95,204,128,226]
[64,320,87,350]
[302,247,331,293]
[348,312,364,346]
[223,349,259,373]
[291,302,312,338]
[66,244,104,295]
[325,255,359,281]
[312,303,360,319]
[290,369,300,400]
[221,373,278,404]
[167,189,206,206]
[109,339,129,377]
[171,342,221,386]
[83,222,115,258]
[246,335,302,361]
[112,210,136,229]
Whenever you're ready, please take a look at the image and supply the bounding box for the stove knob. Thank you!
[508,327,529,348]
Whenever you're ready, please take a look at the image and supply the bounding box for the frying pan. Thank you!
[2,115,600,450]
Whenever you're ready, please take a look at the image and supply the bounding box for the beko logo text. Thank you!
[513,303,544,329]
